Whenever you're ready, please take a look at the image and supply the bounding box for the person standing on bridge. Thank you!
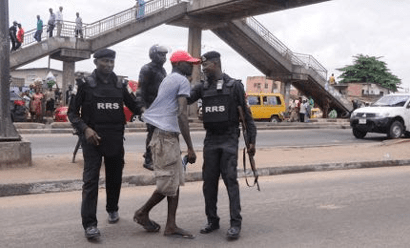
[329,73,336,85]
[136,44,168,171]
[67,48,145,240]
[188,51,257,240]
[56,6,64,37]
[136,0,145,20]
[9,21,18,51]
[47,8,56,37]
[34,15,43,42]
[74,12,83,39]
[15,23,24,50]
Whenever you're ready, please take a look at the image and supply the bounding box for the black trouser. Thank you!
[34,30,42,42]
[80,127,124,229]
[299,113,305,122]
[143,123,155,165]
[202,128,242,228]
[10,37,16,51]
[48,25,54,37]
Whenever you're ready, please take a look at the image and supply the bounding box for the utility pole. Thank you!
[0,0,20,141]
[0,0,31,167]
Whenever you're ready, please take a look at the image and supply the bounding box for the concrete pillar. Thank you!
[187,26,202,118]
[0,0,20,141]
[187,26,202,84]
[0,0,31,168]
[62,61,75,106]
[283,81,291,109]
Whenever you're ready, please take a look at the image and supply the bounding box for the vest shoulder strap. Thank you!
[85,76,97,88]
[117,78,126,89]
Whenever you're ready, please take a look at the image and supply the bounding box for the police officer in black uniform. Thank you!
[67,48,144,240]
[188,51,257,240]
[137,44,168,170]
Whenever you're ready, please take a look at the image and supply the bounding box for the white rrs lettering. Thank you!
[205,105,226,113]
[97,103,105,109]
[97,103,120,110]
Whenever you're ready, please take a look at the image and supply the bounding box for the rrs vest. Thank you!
[202,79,239,130]
[85,75,125,126]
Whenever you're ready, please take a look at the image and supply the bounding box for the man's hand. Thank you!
[248,143,256,157]
[84,127,101,146]
[187,147,196,164]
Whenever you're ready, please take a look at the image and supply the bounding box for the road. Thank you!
[22,129,388,156]
[1,166,410,248]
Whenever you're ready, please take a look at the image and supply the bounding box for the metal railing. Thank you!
[20,0,183,49]
[244,17,328,81]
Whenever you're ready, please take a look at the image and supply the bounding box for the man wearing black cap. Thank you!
[188,51,257,240]
[68,48,144,240]
[137,44,168,171]
[9,21,18,51]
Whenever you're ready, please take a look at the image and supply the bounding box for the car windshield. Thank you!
[372,95,410,107]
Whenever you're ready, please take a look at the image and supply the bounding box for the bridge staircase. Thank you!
[211,18,353,115]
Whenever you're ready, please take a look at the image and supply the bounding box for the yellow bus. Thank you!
[247,93,286,122]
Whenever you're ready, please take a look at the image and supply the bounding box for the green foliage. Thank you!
[337,54,401,91]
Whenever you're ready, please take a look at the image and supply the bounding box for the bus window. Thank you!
[248,96,260,106]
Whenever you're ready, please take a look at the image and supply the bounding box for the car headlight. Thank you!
[350,112,358,118]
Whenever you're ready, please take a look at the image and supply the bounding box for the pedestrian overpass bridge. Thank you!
[10,0,353,116]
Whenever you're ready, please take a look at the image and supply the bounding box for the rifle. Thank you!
[237,106,260,191]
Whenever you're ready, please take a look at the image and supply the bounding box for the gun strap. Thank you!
[242,147,260,191]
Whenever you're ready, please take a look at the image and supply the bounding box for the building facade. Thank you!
[334,82,391,104]
[245,76,282,94]
[10,68,63,88]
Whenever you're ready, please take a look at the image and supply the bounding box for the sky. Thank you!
[8,0,410,91]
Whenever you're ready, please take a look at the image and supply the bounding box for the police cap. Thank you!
[93,49,116,59]
[201,51,220,63]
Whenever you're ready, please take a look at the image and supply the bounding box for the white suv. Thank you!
[350,93,410,139]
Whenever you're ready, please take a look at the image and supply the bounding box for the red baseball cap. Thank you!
[170,50,200,64]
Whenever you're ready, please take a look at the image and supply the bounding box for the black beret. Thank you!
[94,49,116,59]
[201,51,220,62]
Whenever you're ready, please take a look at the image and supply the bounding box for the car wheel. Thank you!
[131,115,138,122]
[270,116,281,123]
[388,121,404,139]
[352,128,367,139]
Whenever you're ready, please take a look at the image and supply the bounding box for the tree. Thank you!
[337,54,401,91]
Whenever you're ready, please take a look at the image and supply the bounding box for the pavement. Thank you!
[1,119,410,197]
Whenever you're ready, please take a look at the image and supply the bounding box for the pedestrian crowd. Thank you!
[10,78,63,123]
[288,96,314,122]
[9,5,85,50]
[9,0,154,51]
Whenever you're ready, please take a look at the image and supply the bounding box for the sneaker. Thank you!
[85,226,100,240]
[108,211,119,224]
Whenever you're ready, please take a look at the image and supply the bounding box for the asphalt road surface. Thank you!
[22,129,388,156]
[1,166,410,247]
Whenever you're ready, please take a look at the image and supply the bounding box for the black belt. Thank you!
[206,126,238,135]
